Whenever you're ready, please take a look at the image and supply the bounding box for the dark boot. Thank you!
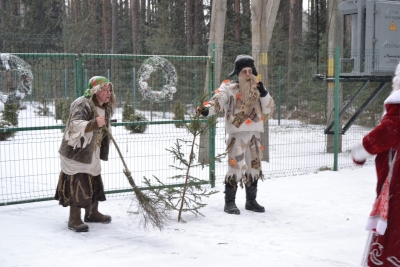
[84,201,112,223]
[245,180,265,212]
[68,206,89,232]
[224,182,240,215]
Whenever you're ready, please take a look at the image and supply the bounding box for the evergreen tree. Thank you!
[122,90,148,133]
[173,99,185,128]
[142,93,224,223]
[3,103,19,126]
[0,103,19,141]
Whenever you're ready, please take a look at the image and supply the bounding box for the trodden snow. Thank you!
[1,164,376,267]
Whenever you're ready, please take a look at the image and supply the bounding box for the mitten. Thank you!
[257,81,268,97]
[352,158,366,165]
[351,142,372,166]
[197,107,208,117]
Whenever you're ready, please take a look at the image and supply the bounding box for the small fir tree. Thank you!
[122,91,148,133]
[173,99,185,128]
[122,91,135,122]
[61,97,73,132]
[0,103,19,141]
[35,97,52,116]
[3,103,19,126]
[55,98,64,120]
[141,93,225,223]
[0,120,15,141]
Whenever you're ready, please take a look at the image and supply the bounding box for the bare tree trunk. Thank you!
[326,0,344,153]
[186,0,194,52]
[198,0,227,164]
[0,0,4,29]
[252,0,280,162]
[266,0,282,46]
[131,0,140,54]
[243,0,250,15]
[147,0,150,23]
[288,0,302,68]
[193,0,204,55]
[72,0,80,23]
[111,0,118,54]
[102,0,111,53]
[110,0,118,81]
[234,0,240,42]
[208,0,227,86]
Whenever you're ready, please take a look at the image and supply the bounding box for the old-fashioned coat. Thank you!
[59,96,111,164]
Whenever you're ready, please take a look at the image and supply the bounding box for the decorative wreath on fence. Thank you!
[0,53,33,104]
[137,56,177,103]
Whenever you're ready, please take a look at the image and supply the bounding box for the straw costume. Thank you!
[198,55,274,215]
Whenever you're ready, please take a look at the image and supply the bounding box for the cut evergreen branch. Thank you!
[143,93,226,222]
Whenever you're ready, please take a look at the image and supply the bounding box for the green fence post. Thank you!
[278,66,281,126]
[84,69,88,89]
[209,43,216,188]
[162,71,166,119]
[74,56,81,98]
[46,70,49,99]
[133,68,136,110]
[64,69,67,98]
[81,61,85,96]
[195,69,199,105]
[333,47,340,171]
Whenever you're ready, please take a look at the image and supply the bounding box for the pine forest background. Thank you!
[0,0,391,130]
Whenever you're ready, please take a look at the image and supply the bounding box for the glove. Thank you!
[196,106,209,116]
[199,106,209,116]
[257,81,268,97]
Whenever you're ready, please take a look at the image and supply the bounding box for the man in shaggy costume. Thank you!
[55,76,116,232]
[197,55,274,215]
[352,62,400,266]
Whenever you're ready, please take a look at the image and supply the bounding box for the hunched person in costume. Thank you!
[197,55,274,215]
[55,76,116,232]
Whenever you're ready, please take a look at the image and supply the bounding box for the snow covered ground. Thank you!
[1,165,376,267]
[0,100,378,266]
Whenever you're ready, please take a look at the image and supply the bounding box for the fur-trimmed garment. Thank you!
[203,79,274,184]
[351,89,400,267]
[55,95,112,208]
[59,96,111,164]
[206,80,273,134]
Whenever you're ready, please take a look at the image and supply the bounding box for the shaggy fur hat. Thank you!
[228,55,258,77]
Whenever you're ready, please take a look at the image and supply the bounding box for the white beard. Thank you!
[238,75,260,114]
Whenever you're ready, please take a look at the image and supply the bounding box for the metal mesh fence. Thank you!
[1,46,391,205]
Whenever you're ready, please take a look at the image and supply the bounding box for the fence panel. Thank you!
[1,48,388,205]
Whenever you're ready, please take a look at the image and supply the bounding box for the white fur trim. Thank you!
[366,217,387,235]
[351,142,373,162]
[65,120,93,149]
[385,87,400,104]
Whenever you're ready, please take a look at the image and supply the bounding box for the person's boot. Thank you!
[224,177,240,215]
[84,201,112,223]
[245,179,265,212]
[68,206,89,232]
